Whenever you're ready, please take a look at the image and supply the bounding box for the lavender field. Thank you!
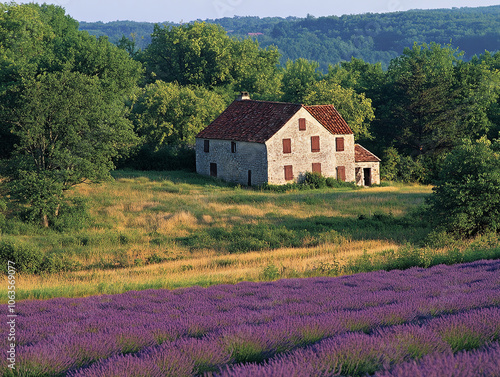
[3,260,500,376]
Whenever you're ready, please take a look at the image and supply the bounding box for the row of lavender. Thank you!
[1,259,499,376]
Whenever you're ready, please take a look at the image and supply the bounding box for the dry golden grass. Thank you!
[16,239,406,301]
[5,171,437,301]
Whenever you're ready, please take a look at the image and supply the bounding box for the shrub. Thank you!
[326,177,359,189]
[41,253,81,273]
[427,137,500,238]
[262,262,280,280]
[259,182,303,192]
[424,230,458,249]
[381,147,427,183]
[51,197,92,232]
[0,241,44,274]
[303,171,326,189]
[260,175,358,191]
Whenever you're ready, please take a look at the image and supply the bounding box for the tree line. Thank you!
[80,5,500,70]
[1,3,500,237]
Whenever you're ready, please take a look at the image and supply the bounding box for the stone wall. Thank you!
[266,108,355,184]
[195,138,268,186]
[355,162,381,186]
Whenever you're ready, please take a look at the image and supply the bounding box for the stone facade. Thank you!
[195,138,268,186]
[355,161,381,186]
[266,107,355,184]
[195,97,380,186]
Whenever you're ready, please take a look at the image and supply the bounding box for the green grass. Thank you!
[1,170,498,302]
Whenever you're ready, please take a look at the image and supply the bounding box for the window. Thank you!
[336,137,344,152]
[299,118,306,131]
[312,163,321,174]
[231,141,236,153]
[283,138,292,154]
[210,163,217,177]
[337,166,346,181]
[311,136,320,152]
[204,140,210,153]
[247,170,252,186]
[284,165,293,181]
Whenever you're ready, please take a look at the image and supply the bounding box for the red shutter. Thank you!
[299,118,306,131]
[284,165,293,181]
[283,139,292,154]
[336,137,345,152]
[337,166,346,181]
[312,163,321,174]
[311,136,320,152]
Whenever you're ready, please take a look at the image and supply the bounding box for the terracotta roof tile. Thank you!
[304,105,353,135]
[196,100,301,143]
[355,144,381,162]
[196,100,353,143]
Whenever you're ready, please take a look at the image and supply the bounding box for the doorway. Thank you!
[210,163,217,178]
[363,168,371,186]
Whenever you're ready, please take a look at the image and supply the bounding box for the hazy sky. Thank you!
[22,0,500,23]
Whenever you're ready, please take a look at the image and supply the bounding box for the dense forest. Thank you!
[1,3,500,237]
[79,5,500,69]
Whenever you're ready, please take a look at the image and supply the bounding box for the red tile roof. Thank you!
[196,100,302,143]
[304,105,353,135]
[196,100,353,143]
[355,144,381,162]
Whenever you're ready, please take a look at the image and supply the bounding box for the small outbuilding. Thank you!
[196,93,380,186]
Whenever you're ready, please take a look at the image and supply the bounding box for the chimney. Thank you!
[236,91,251,101]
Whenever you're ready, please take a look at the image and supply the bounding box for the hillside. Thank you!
[79,5,500,69]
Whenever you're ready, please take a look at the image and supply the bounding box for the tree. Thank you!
[230,38,282,100]
[0,4,143,227]
[303,80,375,140]
[281,58,322,103]
[427,137,500,238]
[384,43,499,158]
[143,21,281,95]
[144,22,233,87]
[132,81,227,146]
[386,43,461,156]
[6,71,138,227]
[470,51,500,140]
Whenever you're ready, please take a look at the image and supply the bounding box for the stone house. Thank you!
[195,93,380,186]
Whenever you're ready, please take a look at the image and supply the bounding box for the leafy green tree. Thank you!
[116,34,141,59]
[0,4,143,227]
[281,58,322,103]
[327,58,386,98]
[132,81,226,146]
[386,43,461,156]
[230,38,282,100]
[384,43,499,158]
[143,22,281,95]
[303,80,374,139]
[6,71,138,227]
[471,51,500,140]
[144,22,233,87]
[427,137,500,237]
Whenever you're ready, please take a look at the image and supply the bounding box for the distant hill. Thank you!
[79,5,500,69]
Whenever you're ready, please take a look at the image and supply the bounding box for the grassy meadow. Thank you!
[3,170,500,302]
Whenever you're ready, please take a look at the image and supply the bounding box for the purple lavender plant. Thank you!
[0,259,498,376]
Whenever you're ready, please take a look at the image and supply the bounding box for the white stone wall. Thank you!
[355,162,381,186]
[195,138,268,185]
[266,108,355,184]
